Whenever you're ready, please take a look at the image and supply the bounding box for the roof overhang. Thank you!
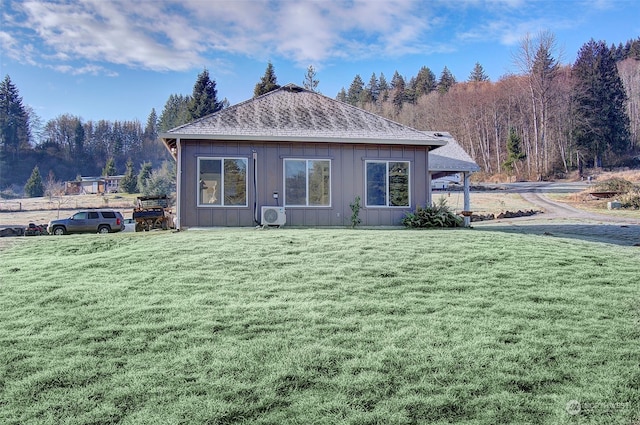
[161,133,447,159]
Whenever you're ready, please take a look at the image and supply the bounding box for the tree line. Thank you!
[339,35,639,179]
[1,34,639,197]
[0,68,225,194]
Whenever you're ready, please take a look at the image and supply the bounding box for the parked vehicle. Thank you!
[123,218,136,232]
[47,210,125,235]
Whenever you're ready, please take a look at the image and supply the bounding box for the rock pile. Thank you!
[467,209,542,222]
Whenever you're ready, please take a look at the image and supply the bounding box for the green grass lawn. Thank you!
[1,229,638,425]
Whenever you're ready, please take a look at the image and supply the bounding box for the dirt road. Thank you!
[472,183,640,246]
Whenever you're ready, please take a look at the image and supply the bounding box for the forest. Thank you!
[1,34,639,196]
[340,35,639,180]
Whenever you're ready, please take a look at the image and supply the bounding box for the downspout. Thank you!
[426,148,432,205]
[253,150,258,224]
[176,138,182,230]
[463,172,471,227]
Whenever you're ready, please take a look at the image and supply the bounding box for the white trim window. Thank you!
[197,157,248,207]
[366,160,410,207]
[284,159,331,207]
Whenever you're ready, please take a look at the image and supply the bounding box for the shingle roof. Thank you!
[428,133,481,174]
[161,84,446,147]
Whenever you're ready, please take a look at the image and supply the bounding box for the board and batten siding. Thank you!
[178,139,432,227]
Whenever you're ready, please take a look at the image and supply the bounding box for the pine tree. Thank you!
[24,165,44,197]
[0,75,30,157]
[437,66,456,93]
[143,108,165,163]
[378,73,389,102]
[502,127,526,175]
[137,161,153,193]
[188,68,222,121]
[415,66,436,97]
[120,158,138,193]
[336,88,347,103]
[254,62,280,97]
[158,94,191,132]
[404,76,417,104]
[102,157,117,177]
[572,39,631,167]
[73,120,85,168]
[303,65,319,92]
[346,75,365,106]
[366,73,379,103]
[390,71,406,110]
[468,62,490,82]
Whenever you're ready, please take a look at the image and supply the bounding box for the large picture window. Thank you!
[366,161,410,207]
[198,157,247,206]
[284,159,331,206]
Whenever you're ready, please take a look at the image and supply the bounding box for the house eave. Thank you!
[161,133,446,159]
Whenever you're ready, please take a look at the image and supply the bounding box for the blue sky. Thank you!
[1,0,639,125]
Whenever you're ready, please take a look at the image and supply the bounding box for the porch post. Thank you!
[175,138,182,231]
[463,172,471,227]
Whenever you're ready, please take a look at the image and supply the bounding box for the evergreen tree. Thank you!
[414,66,436,97]
[378,73,389,102]
[502,127,526,174]
[346,75,365,106]
[141,161,176,196]
[468,62,490,82]
[336,88,347,103]
[0,75,30,157]
[73,120,85,167]
[437,66,456,93]
[137,161,153,193]
[143,108,166,163]
[188,68,222,121]
[303,65,320,92]
[572,39,631,167]
[24,165,44,197]
[158,94,191,132]
[366,73,379,103]
[628,38,640,60]
[102,157,117,176]
[404,76,417,104]
[120,158,138,193]
[390,71,405,90]
[254,62,280,97]
[144,108,158,142]
[390,71,406,110]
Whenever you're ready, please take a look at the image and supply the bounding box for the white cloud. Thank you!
[6,0,444,73]
[3,0,602,76]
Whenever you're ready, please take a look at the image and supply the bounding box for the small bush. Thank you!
[349,196,362,228]
[620,189,640,209]
[402,197,463,228]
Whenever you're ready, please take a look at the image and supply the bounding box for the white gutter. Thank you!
[159,133,447,148]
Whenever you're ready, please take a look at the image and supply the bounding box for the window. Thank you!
[366,161,410,207]
[284,159,331,206]
[198,158,248,206]
[88,212,99,219]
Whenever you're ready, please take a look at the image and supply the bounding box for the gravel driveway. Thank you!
[472,183,640,246]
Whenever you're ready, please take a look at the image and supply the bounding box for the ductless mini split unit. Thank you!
[261,206,286,226]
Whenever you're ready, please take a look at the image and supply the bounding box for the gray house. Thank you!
[161,84,477,229]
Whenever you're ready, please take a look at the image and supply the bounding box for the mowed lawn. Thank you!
[0,229,638,425]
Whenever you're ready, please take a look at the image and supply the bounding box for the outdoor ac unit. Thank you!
[261,206,286,226]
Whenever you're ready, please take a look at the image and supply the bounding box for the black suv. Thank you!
[47,210,125,235]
